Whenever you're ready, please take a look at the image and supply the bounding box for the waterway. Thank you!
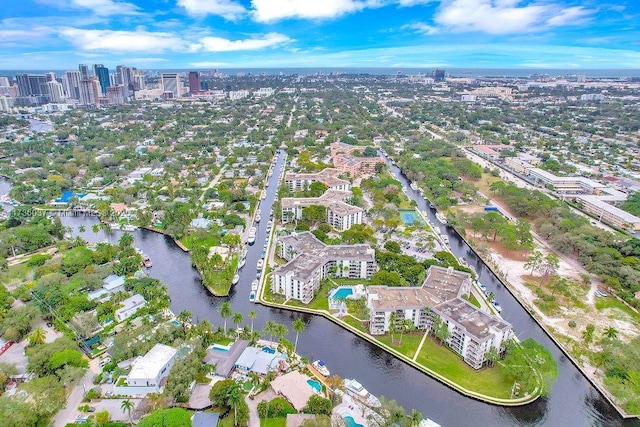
[0,152,637,426]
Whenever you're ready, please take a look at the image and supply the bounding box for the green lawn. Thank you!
[414,336,514,399]
[464,293,481,308]
[332,277,370,286]
[377,333,424,359]
[205,254,239,296]
[261,418,287,427]
[180,233,221,250]
[342,315,368,333]
[595,296,639,321]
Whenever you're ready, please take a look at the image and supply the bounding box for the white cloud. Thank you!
[402,22,439,34]
[251,0,372,22]
[71,0,140,16]
[177,0,246,20]
[432,0,595,35]
[58,28,186,53]
[196,32,292,52]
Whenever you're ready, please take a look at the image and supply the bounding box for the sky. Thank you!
[1,0,639,70]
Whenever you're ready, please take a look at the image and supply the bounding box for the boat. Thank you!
[441,235,449,245]
[248,234,256,245]
[429,203,435,209]
[257,259,264,271]
[122,224,138,231]
[344,378,381,408]
[312,360,330,377]
[232,274,240,285]
[493,301,502,313]
[249,291,256,302]
[266,181,270,187]
[458,257,468,268]
[261,192,267,200]
[238,258,246,269]
[435,212,448,225]
[255,214,261,223]
[143,254,152,268]
[410,182,418,191]
[251,280,258,291]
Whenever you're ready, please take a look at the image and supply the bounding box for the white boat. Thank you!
[441,235,449,245]
[410,182,418,191]
[458,257,468,268]
[249,291,256,302]
[344,379,381,408]
[122,224,138,231]
[248,235,256,245]
[232,274,240,285]
[251,280,259,291]
[312,360,330,377]
[238,258,246,269]
[435,212,448,225]
[255,215,261,223]
[143,255,152,268]
[257,259,264,270]
[261,192,267,200]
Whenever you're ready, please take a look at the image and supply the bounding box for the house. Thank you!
[271,371,315,411]
[190,217,213,230]
[202,340,249,377]
[115,294,146,322]
[103,275,125,293]
[114,344,177,396]
[235,347,286,375]
[193,412,220,427]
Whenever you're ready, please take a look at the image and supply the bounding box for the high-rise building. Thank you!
[116,65,132,98]
[46,72,57,82]
[64,71,82,100]
[188,71,200,94]
[79,78,100,108]
[79,64,90,79]
[161,73,182,98]
[433,69,446,82]
[0,77,9,87]
[107,86,126,105]
[93,64,110,95]
[0,96,14,113]
[46,81,65,103]
[16,74,30,96]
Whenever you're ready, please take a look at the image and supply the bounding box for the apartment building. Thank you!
[367,266,513,369]
[281,189,363,231]
[272,232,377,304]
[330,142,385,177]
[285,168,351,192]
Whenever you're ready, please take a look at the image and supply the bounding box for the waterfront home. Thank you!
[114,343,177,396]
[88,275,126,302]
[367,266,513,369]
[202,340,249,377]
[115,294,146,323]
[271,370,316,411]
[272,232,377,304]
[235,346,287,375]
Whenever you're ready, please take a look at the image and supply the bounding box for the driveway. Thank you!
[53,358,100,427]
[92,398,143,422]
[245,388,277,427]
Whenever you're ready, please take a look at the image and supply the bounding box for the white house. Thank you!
[115,294,146,322]
[114,344,177,396]
[103,275,125,293]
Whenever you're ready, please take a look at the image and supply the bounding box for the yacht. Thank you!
[410,182,418,191]
[142,254,152,268]
[312,360,330,377]
[238,258,246,269]
[232,274,240,285]
[251,280,259,291]
[344,379,381,408]
[493,300,502,313]
[249,291,256,302]
[257,259,264,271]
[435,212,448,225]
[248,234,256,245]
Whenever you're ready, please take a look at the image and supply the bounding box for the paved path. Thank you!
[245,388,277,427]
[412,331,429,361]
[54,358,100,427]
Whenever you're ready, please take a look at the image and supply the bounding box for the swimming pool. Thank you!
[331,288,353,300]
[307,379,322,393]
[343,414,364,427]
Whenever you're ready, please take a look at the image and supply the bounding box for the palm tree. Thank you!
[408,409,423,427]
[398,319,414,345]
[232,312,243,338]
[219,302,232,334]
[120,399,134,423]
[388,312,398,345]
[226,381,243,423]
[248,310,257,333]
[292,317,305,354]
[484,346,500,368]
[91,223,100,234]
[28,326,46,346]
[603,326,618,340]
[78,225,86,233]
[118,232,134,250]
[263,320,277,345]
[273,323,288,344]
[176,310,192,334]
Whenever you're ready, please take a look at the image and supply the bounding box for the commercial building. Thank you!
[114,344,177,396]
[188,71,200,94]
[367,266,513,369]
[330,142,385,177]
[281,189,363,231]
[284,168,350,192]
[272,232,376,304]
[161,73,182,98]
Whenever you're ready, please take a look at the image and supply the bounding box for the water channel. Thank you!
[1,149,637,426]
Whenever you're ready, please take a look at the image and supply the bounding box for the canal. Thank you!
[0,152,636,426]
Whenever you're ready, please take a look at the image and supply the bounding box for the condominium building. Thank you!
[281,189,363,231]
[330,142,385,177]
[367,266,513,369]
[79,78,100,108]
[285,168,350,192]
[272,232,377,304]
[161,73,182,98]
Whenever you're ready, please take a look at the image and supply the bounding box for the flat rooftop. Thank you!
[434,297,511,341]
[128,343,177,380]
[285,168,349,189]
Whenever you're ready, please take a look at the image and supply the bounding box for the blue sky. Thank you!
[1,0,639,69]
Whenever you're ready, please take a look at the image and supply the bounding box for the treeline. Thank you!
[491,181,640,306]
[372,250,474,287]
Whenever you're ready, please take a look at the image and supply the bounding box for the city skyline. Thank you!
[1,1,640,70]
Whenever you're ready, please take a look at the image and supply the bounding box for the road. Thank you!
[199,165,227,202]
[54,358,100,427]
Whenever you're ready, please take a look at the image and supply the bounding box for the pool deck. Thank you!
[333,394,372,427]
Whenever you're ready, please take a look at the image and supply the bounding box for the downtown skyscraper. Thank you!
[93,64,110,95]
